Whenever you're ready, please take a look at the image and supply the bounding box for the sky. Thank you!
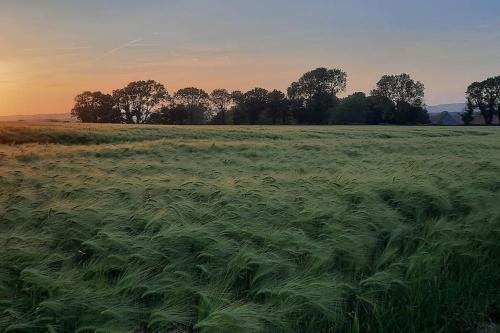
[1,0,500,116]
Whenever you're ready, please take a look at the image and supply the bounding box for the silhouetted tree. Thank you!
[288,67,347,124]
[231,90,244,104]
[267,90,289,125]
[371,73,425,107]
[383,102,429,125]
[466,81,491,125]
[233,88,269,125]
[332,92,369,124]
[174,87,210,124]
[496,77,500,123]
[461,99,475,125]
[287,82,307,124]
[168,105,190,125]
[113,80,169,124]
[224,90,244,125]
[71,91,120,123]
[466,77,500,125]
[371,74,428,124]
[210,89,232,125]
[484,77,500,124]
[366,95,393,124]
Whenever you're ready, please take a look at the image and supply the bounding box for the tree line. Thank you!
[463,76,500,125]
[71,68,430,125]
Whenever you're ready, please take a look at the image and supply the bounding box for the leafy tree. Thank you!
[332,92,369,124]
[113,80,169,124]
[461,99,475,125]
[266,90,289,125]
[233,88,269,125]
[383,101,430,125]
[224,90,245,125]
[496,77,500,123]
[466,81,489,124]
[168,105,190,125]
[293,67,348,98]
[71,91,120,123]
[371,73,425,107]
[231,90,244,104]
[466,77,500,125]
[210,89,232,125]
[366,95,393,124]
[174,87,210,124]
[371,74,428,124]
[484,77,500,124]
[287,82,307,124]
[288,67,347,124]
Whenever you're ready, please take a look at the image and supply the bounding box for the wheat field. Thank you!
[1,122,500,332]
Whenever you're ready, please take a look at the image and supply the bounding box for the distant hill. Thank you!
[0,113,74,122]
[427,103,466,114]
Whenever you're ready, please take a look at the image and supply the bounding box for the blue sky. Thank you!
[1,0,499,114]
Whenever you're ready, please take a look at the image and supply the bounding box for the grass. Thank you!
[1,122,500,332]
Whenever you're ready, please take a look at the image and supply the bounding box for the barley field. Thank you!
[1,122,500,333]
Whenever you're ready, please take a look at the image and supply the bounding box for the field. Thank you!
[1,122,500,333]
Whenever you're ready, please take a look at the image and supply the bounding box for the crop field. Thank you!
[1,122,500,333]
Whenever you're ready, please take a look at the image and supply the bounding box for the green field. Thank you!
[1,122,500,333]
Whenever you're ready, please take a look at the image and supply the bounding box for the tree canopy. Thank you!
[113,80,169,124]
[288,67,347,124]
[173,87,210,124]
[71,91,119,123]
[210,89,232,125]
[372,73,425,107]
[69,68,443,126]
[466,77,500,125]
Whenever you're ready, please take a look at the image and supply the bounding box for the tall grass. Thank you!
[1,122,500,332]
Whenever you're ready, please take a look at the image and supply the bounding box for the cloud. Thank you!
[24,46,91,52]
[24,46,91,51]
[95,38,144,60]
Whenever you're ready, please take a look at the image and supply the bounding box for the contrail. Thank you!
[95,38,143,60]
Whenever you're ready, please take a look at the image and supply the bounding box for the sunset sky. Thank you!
[1,0,499,116]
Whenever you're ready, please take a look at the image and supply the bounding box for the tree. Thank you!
[210,89,232,125]
[113,80,169,124]
[71,91,120,123]
[496,77,500,123]
[174,87,210,124]
[461,99,475,125]
[332,92,369,124]
[371,73,425,107]
[233,88,269,125]
[287,82,307,124]
[466,77,500,125]
[484,77,500,124]
[294,67,348,98]
[266,90,289,125]
[167,105,190,125]
[366,95,393,124]
[371,74,428,124]
[288,67,347,124]
[383,101,430,125]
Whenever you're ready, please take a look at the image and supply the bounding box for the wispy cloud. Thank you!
[24,46,91,52]
[95,38,144,60]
